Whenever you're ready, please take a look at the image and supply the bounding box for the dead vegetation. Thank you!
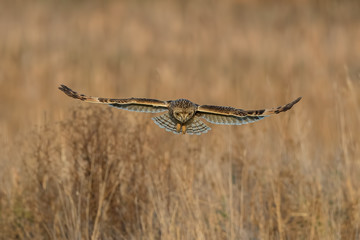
[0,0,360,239]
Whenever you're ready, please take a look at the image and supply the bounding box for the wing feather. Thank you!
[59,85,169,113]
[186,118,211,135]
[152,113,180,134]
[197,97,301,125]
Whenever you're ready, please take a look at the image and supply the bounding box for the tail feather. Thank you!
[152,114,211,135]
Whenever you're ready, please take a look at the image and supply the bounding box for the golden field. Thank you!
[0,0,360,239]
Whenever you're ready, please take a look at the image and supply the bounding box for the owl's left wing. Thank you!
[196,97,301,125]
[59,85,169,113]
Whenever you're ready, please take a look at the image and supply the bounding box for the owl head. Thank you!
[172,109,195,123]
[170,99,197,123]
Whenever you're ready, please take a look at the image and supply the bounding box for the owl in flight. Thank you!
[59,85,301,135]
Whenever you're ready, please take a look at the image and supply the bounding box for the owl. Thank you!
[59,85,301,135]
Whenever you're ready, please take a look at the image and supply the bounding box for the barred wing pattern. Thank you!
[58,85,169,113]
[199,113,266,125]
[110,103,167,113]
[152,113,179,134]
[197,97,301,125]
[152,114,211,135]
[186,117,211,135]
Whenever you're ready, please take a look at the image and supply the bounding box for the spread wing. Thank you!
[196,97,301,125]
[58,85,169,113]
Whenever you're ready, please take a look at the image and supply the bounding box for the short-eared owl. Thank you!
[59,85,301,135]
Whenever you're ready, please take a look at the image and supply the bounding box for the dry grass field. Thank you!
[1,0,360,239]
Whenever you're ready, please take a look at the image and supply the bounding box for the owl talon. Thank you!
[176,123,181,133]
[182,125,186,134]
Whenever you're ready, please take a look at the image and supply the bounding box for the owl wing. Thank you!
[152,113,180,134]
[59,85,169,113]
[185,117,211,135]
[196,97,301,125]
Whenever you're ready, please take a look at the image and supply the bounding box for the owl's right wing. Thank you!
[196,97,301,125]
[59,85,169,113]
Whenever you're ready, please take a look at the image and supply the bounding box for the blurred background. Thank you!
[0,0,359,239]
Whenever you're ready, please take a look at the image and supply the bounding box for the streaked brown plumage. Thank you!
[59,84,301,135]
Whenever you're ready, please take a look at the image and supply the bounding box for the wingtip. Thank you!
[58,84,82,100]
[291,96,302,105]
[58,84,69,92]
[273,96,302,114]
[285,96,302,111]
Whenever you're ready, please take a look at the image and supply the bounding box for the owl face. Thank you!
[169,99,197,123]
[172,109,195,123]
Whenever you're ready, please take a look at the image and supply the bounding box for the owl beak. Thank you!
[179,113,187,122]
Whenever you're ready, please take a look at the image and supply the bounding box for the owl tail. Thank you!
[152,114,210,135]
[152,113,180,134]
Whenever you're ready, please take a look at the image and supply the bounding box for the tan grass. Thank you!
[1,0,360,239]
